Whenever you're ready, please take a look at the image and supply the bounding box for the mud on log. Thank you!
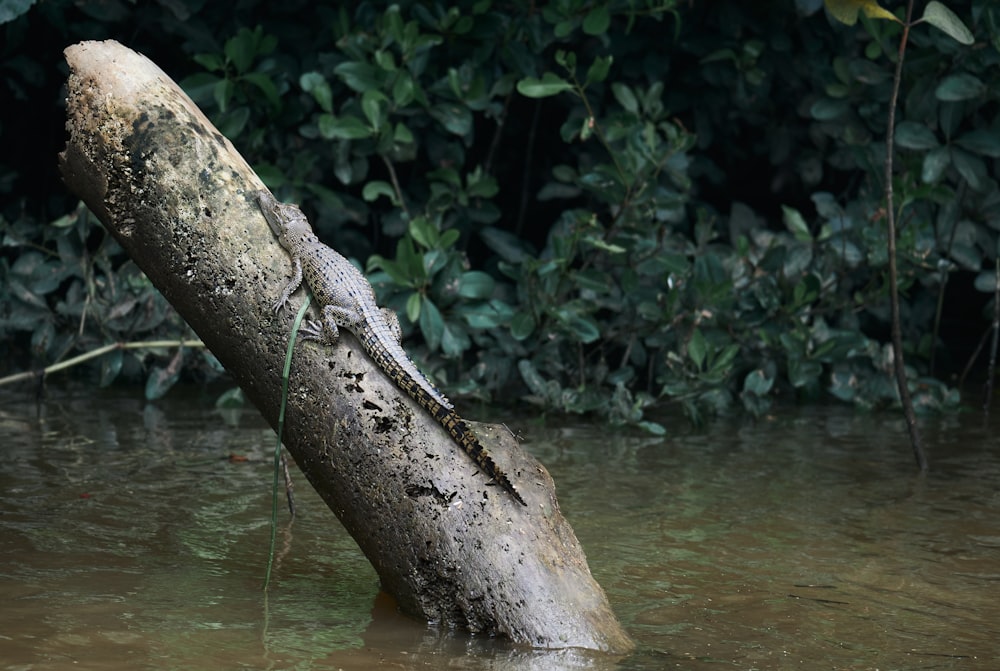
[58,40,633,651]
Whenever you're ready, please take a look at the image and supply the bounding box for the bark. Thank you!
[59,40,633,652]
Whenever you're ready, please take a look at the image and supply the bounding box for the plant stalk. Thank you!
[885,1,927,472]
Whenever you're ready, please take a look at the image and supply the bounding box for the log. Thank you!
[59,39,633,652]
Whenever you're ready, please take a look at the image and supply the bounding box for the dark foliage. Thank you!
[1,0,996,423]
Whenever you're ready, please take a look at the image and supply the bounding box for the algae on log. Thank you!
[58,40,633,652]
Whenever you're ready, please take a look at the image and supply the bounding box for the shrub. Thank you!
[1,1,995,423]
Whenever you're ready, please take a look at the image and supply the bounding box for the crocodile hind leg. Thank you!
[300,304,344,344]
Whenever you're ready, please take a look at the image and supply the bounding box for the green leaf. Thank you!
[215,107,249,138]
[921,146,951,183]
[710,344,740,374]
[391,72,417,107]
[518,359,549,397]
[951,147,987,191]
[393,122,414,145]
[0,0,36,24]
[809,98,849,121]
[460,299,513,329]
[406,291,422,322]
[574,269,612,292]
[440,229,460,249]
[369,256,407,286]
[373,49,397,72]
[440,321,468,357]
[242,72,280,110]
[935,73,985,101]
[974,270,999,293]
[480,227,531,263]
[582,5,610,35]
[334,61,382,92]
[361,89,388,129]
[99,350,123,387]
[700,48,737,65]
[299,72,333,112]
[611,82,639,114]
[638,421,667,436]
[395,236,425,281]
[954,129,1000,158]
[787,358,823,389]
[688,328,707,370]
[582,236,626,254]
[408,216,439,248]
[213,78,233,113]
[214,387,245,408]
[585,55,613,86]
[429,167,462,188]
[180,72,221,103]
[894,121,939,150]
[510,312,536,340]
[429,103,472,136]
[555,50,576,70]
[565,314,600,344]
[192,53,224,72]
[516,73,574,98]
[824,0,899,25]
[458,271,495,299]
[782,205,812,242]
[921,1,974,45]
[362,180,397,203]
[224,29,256,74]
[466,168,499,198]
[145,365,180,401]
[318,114,373,140]
[742,368,774,396]
[419,297,445,351]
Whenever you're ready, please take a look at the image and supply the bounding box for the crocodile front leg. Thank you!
[273,255,304,313]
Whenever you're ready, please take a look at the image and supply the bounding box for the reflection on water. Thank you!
[1,385,998,670]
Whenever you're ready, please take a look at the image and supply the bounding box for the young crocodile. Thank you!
[256,190,526,506]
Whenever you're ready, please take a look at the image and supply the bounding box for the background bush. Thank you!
[1,0,997,427]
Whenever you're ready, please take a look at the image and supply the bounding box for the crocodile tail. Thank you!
[362,329,526,505]
[435,407,527,506]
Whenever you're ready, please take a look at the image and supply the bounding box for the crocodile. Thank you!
[256,190,526,506]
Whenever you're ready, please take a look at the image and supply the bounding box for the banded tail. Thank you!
[358,327,527,506]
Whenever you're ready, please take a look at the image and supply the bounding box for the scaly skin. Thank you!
[257,190,526,506]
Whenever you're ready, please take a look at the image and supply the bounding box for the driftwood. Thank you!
[59,40,633,651]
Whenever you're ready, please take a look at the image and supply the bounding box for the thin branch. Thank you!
[957,325,991,390]
[985,257,1000,414]
[885,1,927,472]
[515,99,541,237]
[380,155,411,220]
[0,339,205,388]
[484,90,513,178]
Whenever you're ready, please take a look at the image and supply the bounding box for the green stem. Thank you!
[885,1,927,472]
[264,295,311,591]
[0,339,206,388]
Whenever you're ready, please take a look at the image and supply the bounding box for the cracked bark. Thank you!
[58,40,633,652]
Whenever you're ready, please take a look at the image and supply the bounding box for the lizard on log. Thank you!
[256,190,527,506]
[59,41,634,649]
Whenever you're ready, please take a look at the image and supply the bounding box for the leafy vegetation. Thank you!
[1,0,996,429]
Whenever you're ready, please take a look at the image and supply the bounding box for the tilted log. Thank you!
[59,39,633,652]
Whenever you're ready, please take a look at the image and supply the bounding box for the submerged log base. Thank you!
[59,40,633,652]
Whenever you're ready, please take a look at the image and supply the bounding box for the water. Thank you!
[1,385,998,670]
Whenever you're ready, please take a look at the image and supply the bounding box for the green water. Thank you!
[1,385,997,669]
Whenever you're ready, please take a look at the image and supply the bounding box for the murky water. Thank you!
[1,385,997,670]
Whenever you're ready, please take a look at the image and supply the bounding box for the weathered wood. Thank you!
[59,39,633,652]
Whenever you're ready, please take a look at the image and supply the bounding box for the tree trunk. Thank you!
[59,40,633,652]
